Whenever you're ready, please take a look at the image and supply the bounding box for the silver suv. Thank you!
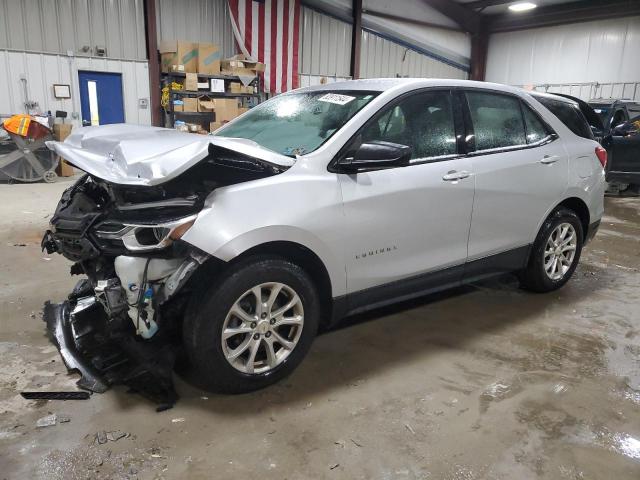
[43,79,605,398]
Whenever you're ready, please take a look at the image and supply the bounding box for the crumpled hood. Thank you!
[46,124,295,186]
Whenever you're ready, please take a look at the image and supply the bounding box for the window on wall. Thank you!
[361,91,457,160]
[465,91,526,150]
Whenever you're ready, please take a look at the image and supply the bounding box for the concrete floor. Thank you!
[0,179,639,480]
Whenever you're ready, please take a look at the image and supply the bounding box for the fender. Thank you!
[195,225,346,297]
[180,168,347,297]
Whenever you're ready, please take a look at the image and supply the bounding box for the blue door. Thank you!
[78,71,125,126]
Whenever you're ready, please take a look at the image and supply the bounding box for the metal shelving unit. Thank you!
[161,71,261,130]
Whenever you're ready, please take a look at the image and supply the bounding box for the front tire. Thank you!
[519,207,584,293]
[183,256,320,394]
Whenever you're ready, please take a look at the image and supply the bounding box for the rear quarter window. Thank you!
[534,97,593,140]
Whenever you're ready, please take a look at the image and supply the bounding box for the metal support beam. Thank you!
[488,0,640,33]
[350,0,362,79]
[362,8,464,33]
[421,0,481,34]
[470,21,488,81]
[465,0,514,10]
[143,0,161,126]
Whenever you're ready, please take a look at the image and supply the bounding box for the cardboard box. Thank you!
[159,40,198,73]
[238,107,249,116]
[198,96,216,113]
[53,123,72,141]
[213,98,240,122]
[178,97,198,112]
[198,43,221,75]
[184,73,198,91]
[228,82,242,93]
[169,64,185,73]
[209,121,223,132]
[184,97,199,112]
[173,99,184,112]
[220,54,265,77]
[53,124,74,177]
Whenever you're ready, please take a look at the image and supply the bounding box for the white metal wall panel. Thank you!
[359,30,467,80]
[0,0,146,60]
[0,50,151,125]
[300,6,352,77]
[486,16,640,86]
[299,74,352,87]
[155,0,236,57]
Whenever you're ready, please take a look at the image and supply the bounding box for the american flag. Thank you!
[228,0,300,94]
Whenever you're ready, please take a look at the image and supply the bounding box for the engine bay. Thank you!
[40,144,290,406]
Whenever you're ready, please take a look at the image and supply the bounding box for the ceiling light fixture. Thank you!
[508,2,537,12]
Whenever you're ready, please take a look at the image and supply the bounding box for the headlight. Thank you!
[93,215,196,252]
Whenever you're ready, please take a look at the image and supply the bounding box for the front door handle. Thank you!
[442,170,471,182]
[540,155,559,164]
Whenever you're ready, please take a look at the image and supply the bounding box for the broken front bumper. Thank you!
[43,282,179,407]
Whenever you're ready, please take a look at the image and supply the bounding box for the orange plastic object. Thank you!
[2,114,51,139]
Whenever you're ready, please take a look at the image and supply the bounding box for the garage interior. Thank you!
[1,0,639,478]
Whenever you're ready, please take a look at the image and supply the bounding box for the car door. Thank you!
[462,90,569,277]
[335,89,475,309]
[607,115,640,181]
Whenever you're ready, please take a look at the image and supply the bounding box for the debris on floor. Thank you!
[21,391,91,400]
[36,414,58,428]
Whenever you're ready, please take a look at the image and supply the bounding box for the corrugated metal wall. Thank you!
[155,0,236,57]
[0,50,151,125]
[300,6,352,78]
[486,16,640,86]
[359,30,467,80]
[299,5,467,82]
[0,0,146,60]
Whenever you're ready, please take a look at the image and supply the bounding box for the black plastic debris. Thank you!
[21,391,91,400]
[43,285,179,408]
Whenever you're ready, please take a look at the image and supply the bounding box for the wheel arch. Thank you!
[231,241,335,329]
[556,197,590,238]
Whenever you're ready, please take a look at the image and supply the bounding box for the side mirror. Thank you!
[612,122,639,137]
[340,141,412,173]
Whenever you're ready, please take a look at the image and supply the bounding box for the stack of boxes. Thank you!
[160,41,264,133]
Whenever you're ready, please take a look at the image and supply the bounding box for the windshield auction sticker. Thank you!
[318,93,356,105]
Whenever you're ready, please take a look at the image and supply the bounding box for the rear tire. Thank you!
[519,207,584,293]
[183,256,320,394]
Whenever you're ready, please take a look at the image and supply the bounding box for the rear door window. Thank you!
[534,97,593,139]
[522,104,550,144]
[465,91,526,151]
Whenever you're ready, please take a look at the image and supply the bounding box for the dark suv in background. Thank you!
[532,93,640,192]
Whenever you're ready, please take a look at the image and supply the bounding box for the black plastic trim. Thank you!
[585,220,601,244]
[330,245,532,322]
[463,245,531,284]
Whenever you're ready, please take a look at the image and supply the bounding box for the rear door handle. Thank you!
[540,155,559,164]
[442,170,471,182]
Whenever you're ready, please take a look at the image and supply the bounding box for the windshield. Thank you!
[214,91,378,156]
[590,104,611,124]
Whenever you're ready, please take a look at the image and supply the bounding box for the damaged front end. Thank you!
[42,133,292,406]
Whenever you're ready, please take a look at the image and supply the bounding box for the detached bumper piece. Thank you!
[43,285,178,408]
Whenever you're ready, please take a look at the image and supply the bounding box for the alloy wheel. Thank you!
[543,222,577,281]
[221,282,304,374]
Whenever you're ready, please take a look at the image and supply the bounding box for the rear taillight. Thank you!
[595,146,607,169]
